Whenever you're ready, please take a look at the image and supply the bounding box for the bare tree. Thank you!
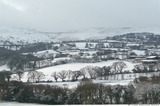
[81,66,95,79]
[102,66,111,80]
[27,71,37,82]
[112,62,118,74]
[36,71,45,82]
[80,67,88,78]
[58,70,68,82]
[87,66,101,79]
[51,72,59,82]
[67,70,72,81]
[27,71,45,82]
[16,70,24,81]
[71,71,81,81]
[88,69,96,79]
[112,61,127,73]
[112,62,118,80]
[112,61,127,80]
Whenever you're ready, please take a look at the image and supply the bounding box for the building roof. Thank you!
[146,56,157,59]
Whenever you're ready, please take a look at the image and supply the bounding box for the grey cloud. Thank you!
[0,0,160,31]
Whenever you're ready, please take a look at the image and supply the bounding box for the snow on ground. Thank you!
[10,59,160,88]
[1,26,160,44]
[33,49,58,56]
[75,42,86,49]
[53,57,72,61]
[88,42,98,48]
[16,71,160,89]
[0,26,60,44]
[0,65,10,71]
[53,26,160,41]
[32,49,59,58]
[36,60,135,78]
[132,50,145,56]
[0,102,48,106]
[104,43,109,47]
[35,70,155,89]
[83,51,97,54]
[52,57,73,63]
[102,48,120,51]
[34,50,58,54]
[34,79,132,89]
[20,60,137,83]
[64,50,97,55]
[34,81,79,89]
[127,44,140,46]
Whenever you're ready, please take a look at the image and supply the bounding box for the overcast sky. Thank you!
[0,0,160,31]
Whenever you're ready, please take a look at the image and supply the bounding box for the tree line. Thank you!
[0,78,134,104]
[1,74,160,104]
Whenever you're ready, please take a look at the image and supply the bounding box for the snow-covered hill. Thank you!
[0,27,60,45]
[1,26,160,44]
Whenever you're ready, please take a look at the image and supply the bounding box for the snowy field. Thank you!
[3,59,159,88]
[6,60,138,88]
[33,71,160,89]
[2,59,158,88]
[0,102,49,106]
[38,60,135,74]
[34,79,132,89]
[0,65,10,71]
[19,60,136,82]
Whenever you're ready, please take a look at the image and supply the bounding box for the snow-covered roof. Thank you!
[132,50,145,56]
[127,44,140,46]
[141,60,157,62]
[146,56,157,59]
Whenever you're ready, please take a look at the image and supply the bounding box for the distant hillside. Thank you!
[1,26,160,45]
